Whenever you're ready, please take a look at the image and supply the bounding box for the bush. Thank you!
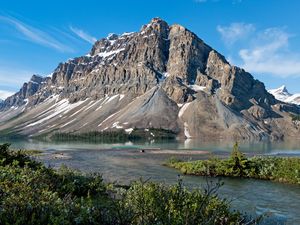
[0,143,41,169]
[0,143,256,224]
[118,179,247,225]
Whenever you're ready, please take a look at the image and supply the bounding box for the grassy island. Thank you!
[166,143,300,185]
[0,143,259,225]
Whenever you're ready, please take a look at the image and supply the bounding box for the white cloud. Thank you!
[0,15,73,52]
[0,90,14,100]
[238,28,300,77]
[217,23,255,45]
[70,26,97,44]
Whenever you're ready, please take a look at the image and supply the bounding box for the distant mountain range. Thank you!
[0,18,299,140]
[269,86,300,105]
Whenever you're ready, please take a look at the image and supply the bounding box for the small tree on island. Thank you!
[227,142,249,177]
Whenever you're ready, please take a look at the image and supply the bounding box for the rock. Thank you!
[0,18,299,140]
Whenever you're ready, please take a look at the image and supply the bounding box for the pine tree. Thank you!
[227,142,249,176]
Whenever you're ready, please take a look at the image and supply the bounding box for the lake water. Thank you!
[2,138,300,224]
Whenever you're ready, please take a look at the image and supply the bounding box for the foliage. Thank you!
[0,143,41,169]
[0,143,256,225]
[130,128,177,140]
[118,179,253,225]
[167,143,300,185]
[227,142,250,177]
[291,114,300,121]
[50,128,177,143]
[51,130,130,143]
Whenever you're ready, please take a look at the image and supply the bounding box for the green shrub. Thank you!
[0,143,256,224]
[0,143,41,169]
[118,179,248,225]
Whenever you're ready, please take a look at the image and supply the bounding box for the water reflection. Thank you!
[2,138,300,155]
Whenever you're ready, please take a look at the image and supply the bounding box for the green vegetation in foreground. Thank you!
[0,143,259,225]
[166,143,300,185]
[50,128,177,142]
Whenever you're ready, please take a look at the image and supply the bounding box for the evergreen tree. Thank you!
[227,142,249,176]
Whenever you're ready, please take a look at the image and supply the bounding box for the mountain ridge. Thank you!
[0,18,299,140]
[269,85,300,105]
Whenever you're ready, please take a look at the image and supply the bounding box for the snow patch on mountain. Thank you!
[178,102,192,118]
[188,85,206,92]
[268,85,300,105]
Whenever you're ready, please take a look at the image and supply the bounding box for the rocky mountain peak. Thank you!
[277,85,289,94]
[29,74,44,84]
[170,24,186,33]
[269,85,300,105]
[0,73,49,109]
[140,17,169,39]
[142,17,168,29]
[107,33,119,40]
[1,18,300,140]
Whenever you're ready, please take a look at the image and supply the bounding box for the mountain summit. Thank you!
[269,86,300,105]
[0,18,299,140]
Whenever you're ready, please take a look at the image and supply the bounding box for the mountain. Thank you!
[269,86,300,105]
[0,18,299,140]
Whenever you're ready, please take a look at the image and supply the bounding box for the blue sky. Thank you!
[1,0,300,99]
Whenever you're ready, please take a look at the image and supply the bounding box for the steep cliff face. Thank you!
[0,18,299,140]
[1,75,48,109]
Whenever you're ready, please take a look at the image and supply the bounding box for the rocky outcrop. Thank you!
[0,75,48,110]
[0,18,299,140]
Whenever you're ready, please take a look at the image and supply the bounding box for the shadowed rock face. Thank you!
[1,74,49,108]
[0,18,299,140]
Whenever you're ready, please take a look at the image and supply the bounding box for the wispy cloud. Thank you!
[70,26,97,44]
[238,28,300,77]
[217,23,255,46]
[218,22,300,77]
[0,15,73,52]
[0,90,14,99]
